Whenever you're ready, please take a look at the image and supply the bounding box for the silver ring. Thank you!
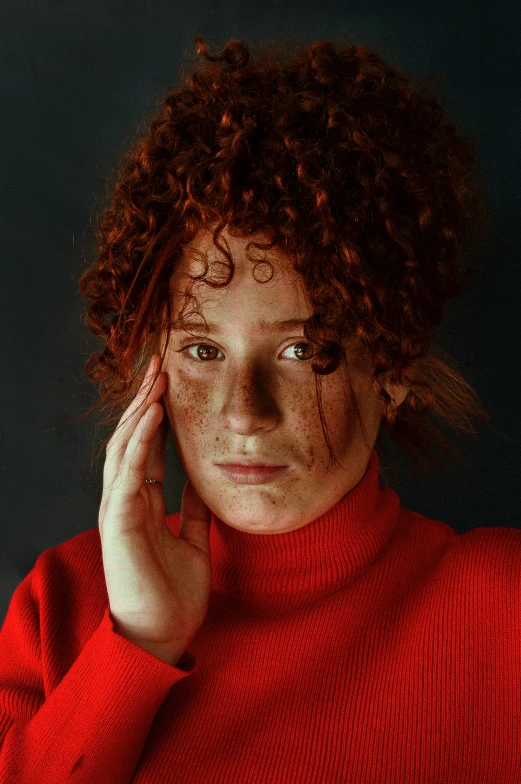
[145,477,163,486]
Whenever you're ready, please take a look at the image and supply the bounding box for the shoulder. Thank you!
[454,524,521,599]
[401,505,521,562]
[31,515,183,594]
[27,527,106,633]
[397,507,521,596]
[442,522,521,575]
[34,514,183,582]
[33,526,103,584]
[413,513,521,612]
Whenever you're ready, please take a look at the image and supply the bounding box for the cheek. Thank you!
[312,375,358,448]
[164,372,212,444]
[325,380,353,429]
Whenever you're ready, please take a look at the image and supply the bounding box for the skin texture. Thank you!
[160,228,409,535]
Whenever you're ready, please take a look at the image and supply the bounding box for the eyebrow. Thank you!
[172,318,308,335]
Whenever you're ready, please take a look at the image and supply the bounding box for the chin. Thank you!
[222,519,277,534]
[214,505,272,527]
[212,500,304,535]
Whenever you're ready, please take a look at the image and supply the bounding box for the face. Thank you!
[161,227,405,535]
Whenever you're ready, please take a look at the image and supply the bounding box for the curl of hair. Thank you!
[74,35,494,491]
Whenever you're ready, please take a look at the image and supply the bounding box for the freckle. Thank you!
[304,442,315,471]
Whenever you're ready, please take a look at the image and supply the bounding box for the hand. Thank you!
[98,353,213,664]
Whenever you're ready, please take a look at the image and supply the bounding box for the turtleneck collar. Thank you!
[207,449,401,615]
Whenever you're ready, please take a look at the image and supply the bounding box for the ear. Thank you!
[382,379,410,407]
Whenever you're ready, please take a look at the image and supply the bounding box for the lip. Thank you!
[215,464,288,485]
[216,460,285,467]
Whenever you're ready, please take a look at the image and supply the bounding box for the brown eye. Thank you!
[183,343,223,362]
[282,342,315,361]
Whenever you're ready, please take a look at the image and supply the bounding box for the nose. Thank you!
[220,362,281,435]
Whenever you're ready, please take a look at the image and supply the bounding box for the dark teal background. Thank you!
[1,0,520,624]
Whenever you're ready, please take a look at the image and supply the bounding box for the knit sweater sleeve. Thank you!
[0,536,197,784]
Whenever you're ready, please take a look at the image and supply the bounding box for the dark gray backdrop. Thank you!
[1,0,520,625]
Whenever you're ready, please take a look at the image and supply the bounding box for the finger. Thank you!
[103,356,166,490]
[106,354,160,458]
[99,402,165,528]
[178,480,212,557]
[99,402,161,533]
[112,401,165,503]
[145,403,169,482]
[100,354,163,521]
[143,410,170,526]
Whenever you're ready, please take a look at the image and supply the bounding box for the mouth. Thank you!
[215,461,286,467]
[215,464,289,485]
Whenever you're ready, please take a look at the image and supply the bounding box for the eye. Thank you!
[177,341,314,362]
[180,343,224,362]
[281,342,315,361]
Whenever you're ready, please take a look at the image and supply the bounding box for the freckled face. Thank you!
[161,229,385,535]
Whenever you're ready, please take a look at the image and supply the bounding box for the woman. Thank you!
[1,36,519,783]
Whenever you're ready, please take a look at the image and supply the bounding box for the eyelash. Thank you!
[177,341,314,363]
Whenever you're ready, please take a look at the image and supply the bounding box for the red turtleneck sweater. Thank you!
[0,450,520,783]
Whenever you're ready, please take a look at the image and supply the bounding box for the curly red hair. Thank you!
[77,35,494,489]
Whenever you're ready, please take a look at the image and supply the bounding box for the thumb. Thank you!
[178,479,212,556]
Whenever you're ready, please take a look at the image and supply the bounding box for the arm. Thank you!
[0,565,196,784]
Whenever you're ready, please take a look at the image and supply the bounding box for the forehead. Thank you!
[171,228,313,327]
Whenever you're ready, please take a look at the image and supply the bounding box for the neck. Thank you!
[206,450,401,616]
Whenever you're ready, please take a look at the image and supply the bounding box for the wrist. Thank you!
[112,621,189,666]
